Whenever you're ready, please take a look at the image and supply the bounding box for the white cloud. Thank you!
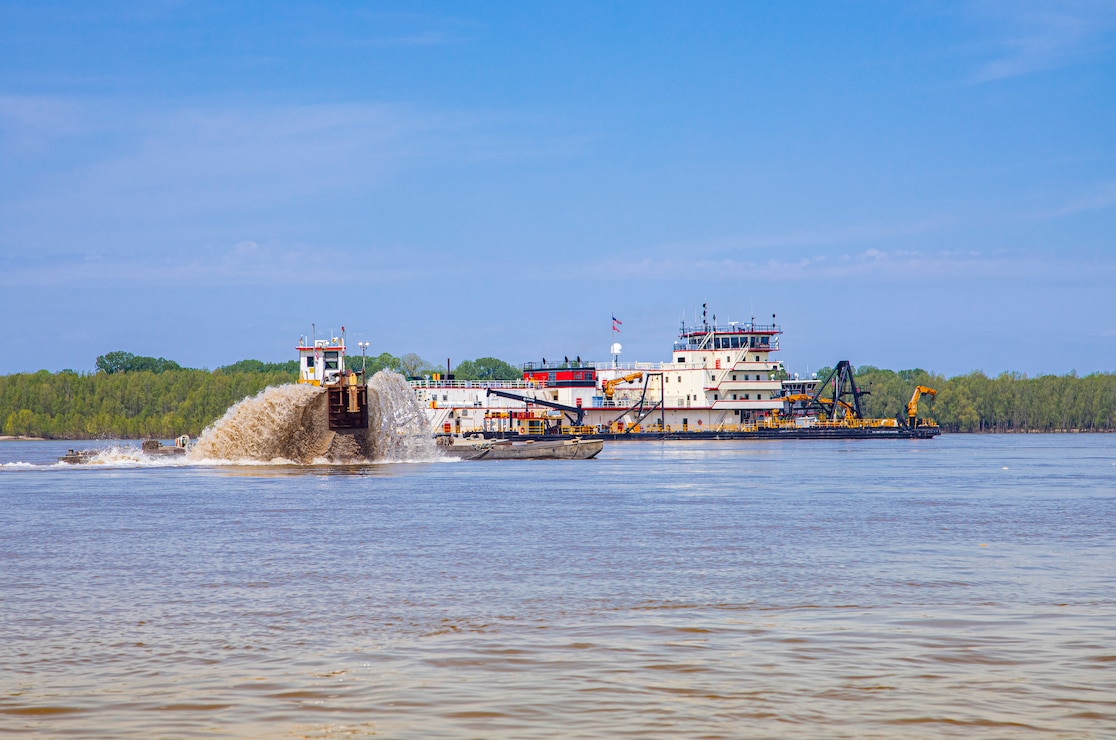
[0,98,424,242]
[0,95,92,157]
[590,247,1102,284]
[647,218,951,256]
[0,238,424,288]
[0,95,588,258]
[968,0,1116,82]
[1035,183,1116,219]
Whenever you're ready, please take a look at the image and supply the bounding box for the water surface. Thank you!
[2,435,1114,737]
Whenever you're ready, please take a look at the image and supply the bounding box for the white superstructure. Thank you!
[411,315,813,436]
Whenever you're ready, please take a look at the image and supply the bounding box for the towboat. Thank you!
[296,328,369,432]
[411,308,940,441]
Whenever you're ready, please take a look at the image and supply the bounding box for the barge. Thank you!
[438,436,604,460]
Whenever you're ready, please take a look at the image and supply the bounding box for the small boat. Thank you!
[140,437,190,457]
[58,449,99,464]
[58,435,192,464]
[439,436,604,460]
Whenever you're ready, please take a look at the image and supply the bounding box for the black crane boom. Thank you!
[485,388,587,427]
[811,360,869,419]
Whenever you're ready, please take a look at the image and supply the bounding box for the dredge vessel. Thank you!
[411,314,939,441]
[295,329,369,432]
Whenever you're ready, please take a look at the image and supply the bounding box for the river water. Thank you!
[1,434,1114,738]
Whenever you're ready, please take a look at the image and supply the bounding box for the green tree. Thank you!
[4,408,35,436]
[3,359,1116,439]
[217,359,299,375]
[95,351,183,374]
[398,353,436,379]
[453,357,521,381]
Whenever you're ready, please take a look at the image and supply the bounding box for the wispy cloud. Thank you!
[0,95,588,256]
[0,237,423,288]
[292,7,478,49]
[968,0,1116,82]
[590,247,1110,285]
[317,30,463,48]
[650,218,951,256]
[0,95,92,155]
[1034,182,1116,219]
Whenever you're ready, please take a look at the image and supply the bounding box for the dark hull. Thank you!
[472,426,941,442]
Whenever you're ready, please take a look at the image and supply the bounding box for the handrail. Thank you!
[410,379,532,390]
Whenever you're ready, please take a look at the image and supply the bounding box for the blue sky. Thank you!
[2,1,1114,377]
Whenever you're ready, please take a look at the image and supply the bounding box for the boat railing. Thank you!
[522,360,596,371]
[597,361,727,373]
[409,379,533,390]
[596,361,667,372]
[485,359,786,377]
[678,321,780,334]
[672,336,781,352]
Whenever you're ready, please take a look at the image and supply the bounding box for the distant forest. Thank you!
[0,352,1113,439]
[849,367,1116,433]
[0,351,519,439]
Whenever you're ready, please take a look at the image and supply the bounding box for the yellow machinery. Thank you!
[602,372,644,399]
[776,393,857,419]
[907,385,937,427]
[827,398,859,419]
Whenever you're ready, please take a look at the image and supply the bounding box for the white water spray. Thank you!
[367,370,437,461]
[189,371,436,464]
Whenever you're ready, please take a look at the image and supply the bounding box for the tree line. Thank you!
[0,351,520,439]
[1,353,1112,439]
[850,367,1116,433]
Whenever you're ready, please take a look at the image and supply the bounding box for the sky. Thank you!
[1,0,1114,377]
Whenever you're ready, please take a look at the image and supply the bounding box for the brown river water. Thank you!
[1,430,1114,738]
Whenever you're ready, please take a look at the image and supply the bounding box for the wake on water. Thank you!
[188,370,437,464]
[0,372,439,468]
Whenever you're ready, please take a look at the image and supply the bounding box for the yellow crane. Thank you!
[907,385,937,427]
[828,398,858,419]
[602,372,644,399]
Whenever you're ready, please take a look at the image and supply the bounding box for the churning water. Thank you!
[366,370,437,462]
[189,383,335,463]
[1,433,1114,738]
[189,371,435,464]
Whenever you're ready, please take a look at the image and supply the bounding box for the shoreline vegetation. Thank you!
[1,352,1113,440]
